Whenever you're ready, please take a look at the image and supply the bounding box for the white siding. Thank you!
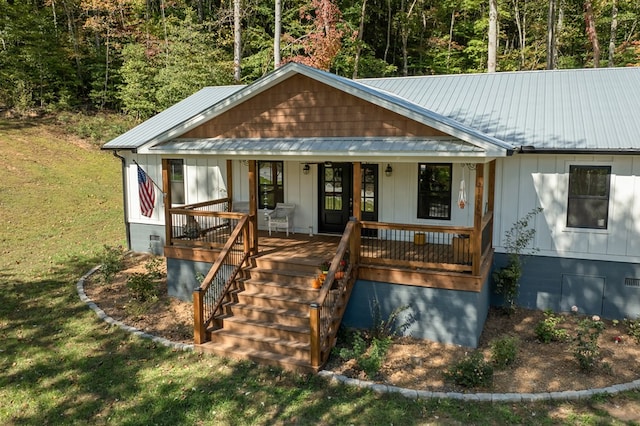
[495,155,640,263]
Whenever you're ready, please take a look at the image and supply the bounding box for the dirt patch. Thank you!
[83,253,640,393]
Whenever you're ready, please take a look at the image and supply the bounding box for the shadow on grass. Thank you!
[1,255,638,425]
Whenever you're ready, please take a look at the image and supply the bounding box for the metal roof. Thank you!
[102,85,244,150]
[102,64,640,154]
[360,67,640,151]
[146,137,484,160]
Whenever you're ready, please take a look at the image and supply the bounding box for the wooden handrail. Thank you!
[193,215,249,344]
[179,198,230,210]
[361,220,472,234]
[310,219,358,369]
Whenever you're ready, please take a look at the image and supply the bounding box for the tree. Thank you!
[285,0,346,70]
[584,0,600,67]
[488,0,498,72]
[547,0,556,69]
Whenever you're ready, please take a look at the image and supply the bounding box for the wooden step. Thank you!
[238,278,320,299]
[222,302,309,327]
[244,267,317,286]
[196,341,316,373]
[251,256,321,274]
[221,316,310,343]
[233,290,314,311]
[211,329,310,359]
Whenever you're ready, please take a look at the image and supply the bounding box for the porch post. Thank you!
[226,159,233,209]
[161,159,172,247]
[472,163,484,276]
[352,162,362,221]
[487,160,496,249]
[248,160,259,255]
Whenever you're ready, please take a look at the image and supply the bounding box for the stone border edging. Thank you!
[78,266,640,403]
[77,265,194,352]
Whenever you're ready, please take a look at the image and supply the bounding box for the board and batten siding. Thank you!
[494,154,640,262]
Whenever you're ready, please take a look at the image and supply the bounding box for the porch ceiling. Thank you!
[145,136,490,161]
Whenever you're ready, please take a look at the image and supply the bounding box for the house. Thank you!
[102,62,640,372]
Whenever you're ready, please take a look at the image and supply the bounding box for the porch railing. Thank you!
[309,219,360,369]
[168,198,241,248]
[359,221,474,273]
[193,215,250,344]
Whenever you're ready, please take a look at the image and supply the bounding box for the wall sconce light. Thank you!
[302,163,310,175]
[385,164,393,177]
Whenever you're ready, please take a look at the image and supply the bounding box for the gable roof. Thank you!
[103,63,640,154]
[361,67,640,152]
[103,63,512,156]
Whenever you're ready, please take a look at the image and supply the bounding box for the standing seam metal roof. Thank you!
[360,67,640,151]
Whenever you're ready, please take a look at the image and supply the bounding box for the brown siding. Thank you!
[182,74,447,139]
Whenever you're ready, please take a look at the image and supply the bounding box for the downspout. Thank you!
[112,150,132,250]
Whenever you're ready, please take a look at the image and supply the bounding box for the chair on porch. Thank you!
[267,203,295,236]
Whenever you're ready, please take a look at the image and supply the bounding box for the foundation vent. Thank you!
[624,277,640,288]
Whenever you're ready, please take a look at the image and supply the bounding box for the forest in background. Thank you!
[1,0,639,120]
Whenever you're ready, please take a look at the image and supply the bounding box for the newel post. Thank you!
[310,303,321,368]
[193,289,206,344]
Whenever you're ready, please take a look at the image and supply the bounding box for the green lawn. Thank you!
[1,117,639,425]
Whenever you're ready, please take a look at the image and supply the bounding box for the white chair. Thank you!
[267,203,295,236]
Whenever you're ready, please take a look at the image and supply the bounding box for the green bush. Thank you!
[573,316,605,372]
[99,245,125,283]
[623,317,640,344]
[534,309,568,343]
[490,336,519,368]
[336,331,391,379]
[444,351,493,388]
[126,272,159,302]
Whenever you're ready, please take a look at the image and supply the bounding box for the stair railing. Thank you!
[310,218,360,369]
[193,215,250,344]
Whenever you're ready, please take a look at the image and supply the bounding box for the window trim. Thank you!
[168,159,185,206]
[417,163,452,220]
[566,164,611,230]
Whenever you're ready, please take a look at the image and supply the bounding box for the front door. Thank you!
[319,163,353,233]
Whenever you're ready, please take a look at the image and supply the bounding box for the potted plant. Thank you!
[320,260,331,275]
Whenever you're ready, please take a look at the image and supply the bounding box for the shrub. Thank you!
[623,317,640,344]
[492,207,543,314]
[126,272,159,302]
[336,331,391,379]
[444,351,493,388]
[99,245,125,283]
[369,300,415,340]
[573,316,605,372]
[534,309,568,343]
[490,336,519,368]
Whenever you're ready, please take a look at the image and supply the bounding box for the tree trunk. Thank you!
[274,0,281,68]
[488,0,498,72]
[608,0,618,67]
[446,9,455,71]
[384,0,391,63]
[547,0,556,69]
[584,0,600,68]
[233,0,241,81]
[554,0,563,67]
[353,0,367,79]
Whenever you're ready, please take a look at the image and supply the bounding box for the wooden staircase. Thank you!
[196,253,329,373]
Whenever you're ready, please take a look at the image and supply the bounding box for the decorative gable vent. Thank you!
[624,277,640,288]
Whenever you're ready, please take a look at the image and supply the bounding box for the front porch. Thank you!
[159,160,495,372]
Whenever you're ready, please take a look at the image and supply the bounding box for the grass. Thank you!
[1,116,640,425]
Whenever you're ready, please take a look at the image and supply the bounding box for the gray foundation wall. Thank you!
[492,253,640,319]
[129,223,166,255]
[342,277,491,348]
[166,258,213,301]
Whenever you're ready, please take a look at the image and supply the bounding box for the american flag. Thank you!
[137,165,156,217]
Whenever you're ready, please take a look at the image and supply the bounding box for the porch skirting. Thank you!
[342,277,491,348]
[167,258,213,301]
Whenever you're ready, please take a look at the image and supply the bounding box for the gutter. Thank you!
[517,146,640,155]
[112,150,132,251]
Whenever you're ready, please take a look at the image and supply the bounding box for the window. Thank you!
[567,165,610,229]
[169,159,185,205]
[258,161,284,209]
[418,163,452,219]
